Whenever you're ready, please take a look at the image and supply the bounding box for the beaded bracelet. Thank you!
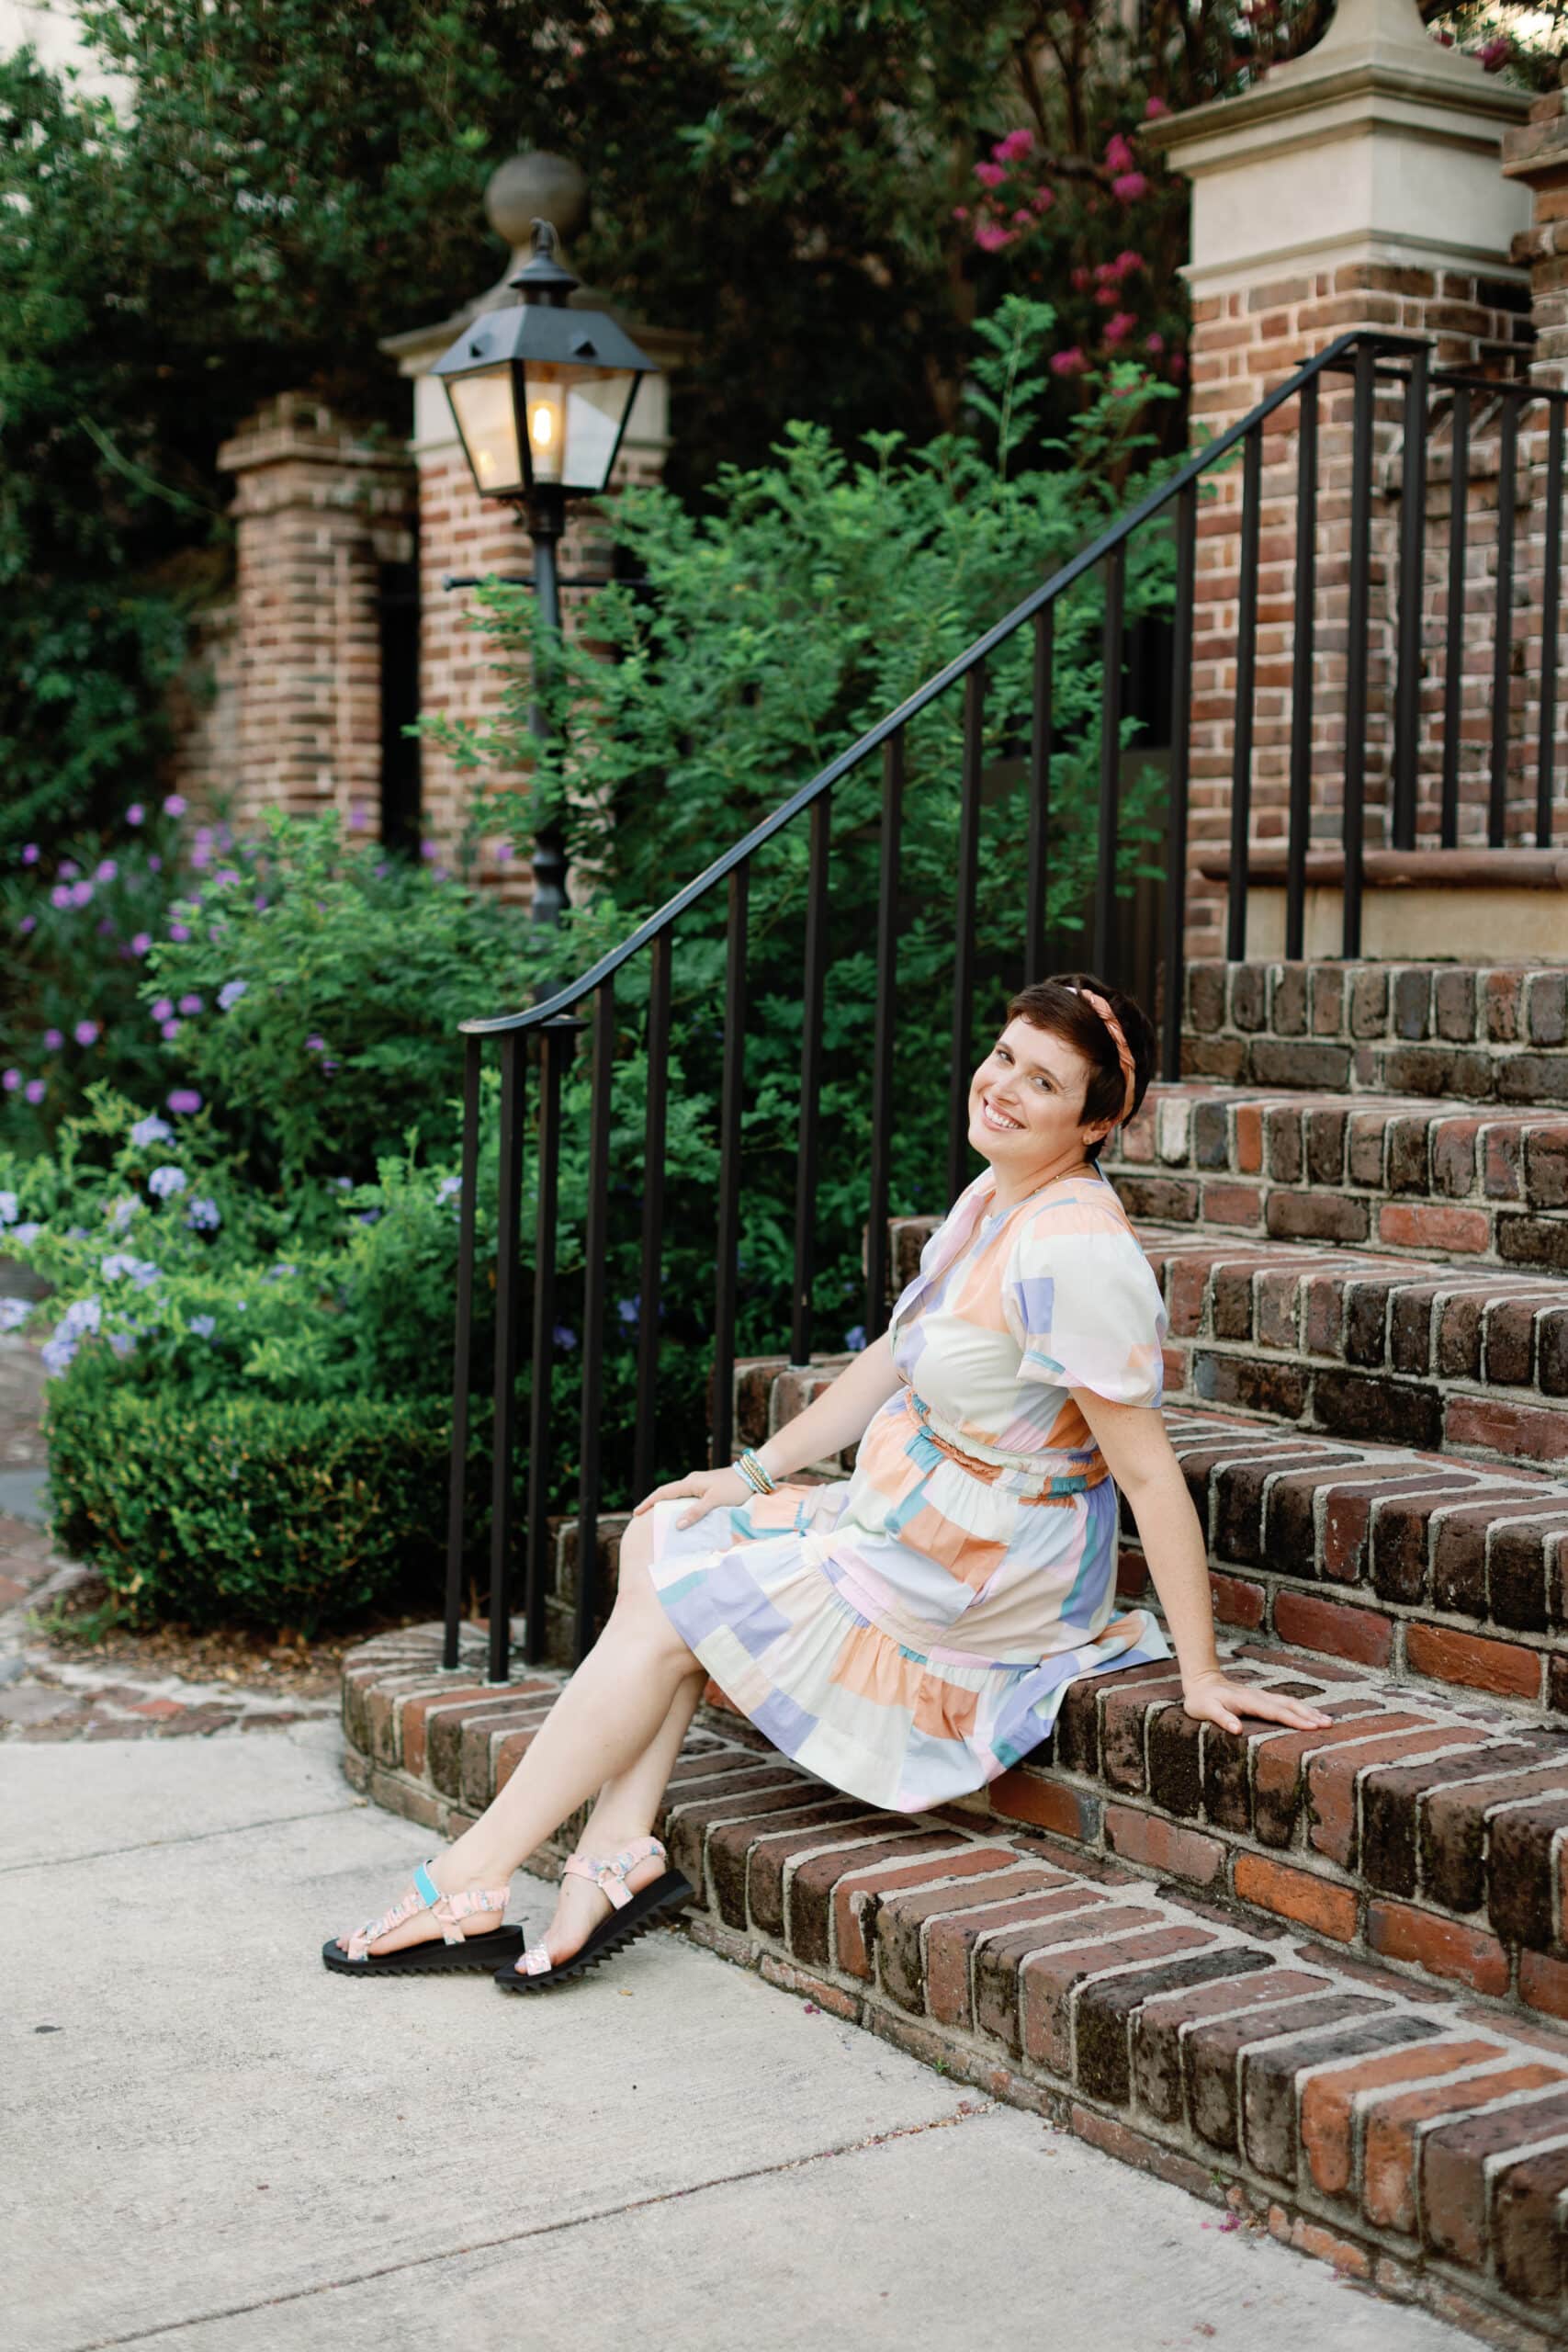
[735,1448,777,1496]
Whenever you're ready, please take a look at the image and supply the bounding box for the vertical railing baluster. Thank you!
[1537,397,1563,848]
[865,732,903,1342]
[1489,389,1518,848]
[791,794,830,1366]
[574,982,614,1664]
[1160,481,1197,1083]
[1092,541,1126,978]
[1225,426,1262,961]
[633,932,671,1506]
[711,861,749,1465]
[1342,340,1376,957]
[1392,345,1428,851]
[1285,371,1319,961]
[522,1015,574,1669]
[1440,384,1470,848]
[443,1033,484,1670]
[1026,605,1053,985]
[947,662,985,1204]
[488,1030,526,1684]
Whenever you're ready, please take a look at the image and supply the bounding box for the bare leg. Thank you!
[335,1509,710,1957]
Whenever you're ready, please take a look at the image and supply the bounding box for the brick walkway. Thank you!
[0,1328,335,1743]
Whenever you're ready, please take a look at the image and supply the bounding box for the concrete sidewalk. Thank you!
[6,1721,1476,2352]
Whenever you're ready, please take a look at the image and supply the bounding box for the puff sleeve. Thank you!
[1002,1200,1167,1407]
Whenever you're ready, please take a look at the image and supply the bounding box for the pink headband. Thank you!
[1065,984,1137,1125]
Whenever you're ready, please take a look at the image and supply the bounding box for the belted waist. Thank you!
[904,1389,1108,1503]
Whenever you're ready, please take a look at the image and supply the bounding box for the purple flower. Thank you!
[59,859,79,880]
[24,1080,45,1105]
[160,1020,181,1041]
[349,804,367,830]
[69,880,94,907]
[176,992,203,1016]
[190,842,212,870]
[0,1193,17,1225]
[2,1069,18,1091]
[50,886,72,910]
[844,1324,867,1352]
[355,1207,381,1224]
[188,1313,216,1340]
[73,1020,99,1046]
[107,1195,141,1232]
[185,1197,221,1231]
[101,1251,141,1280]
[126,802,145,826]
[217,979,247,1012]
[169,922,190,942]
[167,1089,202,1115]
[213,868,241,887]
[254,894,269,912]
[494,841,514,862]
[321,1057,339,1074]
[163,793,186,816]
[617,1295,640,1327]
[10,1221,41,1248]
[130,1113,173,1147]
[435,1174,462,1206]
[59,1295,101,1338]
[96,918,116,937]
[0,1298,32,1332]
[552,1324,578,1350]
[148,1165,188,1199]
[148,854,163,873]
[107,1329,137,1359]
[17,915,34,934]
[131,932,152,956]
[40,1333,77,1377]
[305,1035,325,1052]
[96,858,118,883]
[43,1028,63,1050]
[20,842,39,865]
[420,839,438,860]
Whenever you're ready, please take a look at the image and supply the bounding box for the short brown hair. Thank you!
[1002,971,1154,1161]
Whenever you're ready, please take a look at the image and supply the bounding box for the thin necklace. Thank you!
[985,1153,1098,1219]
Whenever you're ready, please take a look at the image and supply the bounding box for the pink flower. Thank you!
[169,922,190,942]
[952,205,970,223]
[1104,132,1135,174]
[161,1020,181,1041]
[21,843,39,865]
[59,860,79,879]
[494,842,514,862]
[420,839,438,861]
[1031,186,1054,212]
[1071,265,1093,291]
[1011,208,1034,227]
[1145,330,1165,354]
[74,1019,100,1046]
[50,886,71,910]
[973,220,1016,252]
[148,854,162,872]
[1104,310,1138,345]
[126,802,145,826]
[18,915,34,934]
[1144,96,1170,119]
[1111,172,1149,201]
[96,858,118,882]
[2,1069,17,1091]
[167,1089,202,1114]
[1476,35,1510,68]
[1114,248,1145,276]
[24,1080,44,1106]
[974,161,1007,188]
[992,128,1034,162]
[163,793,186,817]
[1050,347,1088,377]
[131,932,152,955]
[43,1028,63,1050]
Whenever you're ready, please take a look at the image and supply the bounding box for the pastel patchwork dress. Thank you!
[648,1163,1175,1813]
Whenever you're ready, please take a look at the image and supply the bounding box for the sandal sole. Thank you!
[321,1927,525,1977]
[495,1871,695,1994]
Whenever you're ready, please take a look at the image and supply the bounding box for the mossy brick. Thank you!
[875,1869,1066,2014]
[450,1699,555,1806]
[967,1902,1140,2052]
[661,1780,830,1897]
[1348,967,1390,1037]
[1298,2034,1511,2202]
[1434,968,1477,1042]
[1392,967,1434,1040]
[423,1692,542,1793]
[925,1886,1102,2030]
[1183,1994,1393,2153]
[1249,1040,1351,1088]
[1358,1742,1557,1899]
[1269,965,1309,1035]
[1187,964,1226,1032]
[1097,1673,1186,1792]
[1020,1921,1217,2078]
[1303,1106,1348,1186]
[1314,1370,1442,1453]
[1489,1795,1568,1951]
[714,1804,881,1932]
[1146,1699,1207,1819]
[1130,1965,1325,2123]
[1307,1724,1493,1869]
[787,1834,962,1972]
[1243,2014,1446,2184]
[1264,1104,1303,1183]
[1419,2085,1568,2264]
[1492,2140,1568,2304]
[1232,966,1268,1032]
[1360,2060,1568,2235]
[1077,1948,1273,2108]
[1421,1761,1568,1916]
[1249,1712,1419,1846]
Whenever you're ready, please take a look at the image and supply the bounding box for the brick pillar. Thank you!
[1145,0,1532,958]
[1503,63,1568,844]
[217,396,416,836]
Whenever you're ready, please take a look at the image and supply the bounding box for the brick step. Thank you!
[1106,1081,1567,1271]
[729,1364,1568,1705]
[1182,958,1567,1105]
[344,1627,1568,2344]
[1141,1222,1568,1473]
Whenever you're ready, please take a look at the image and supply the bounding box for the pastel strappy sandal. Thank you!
[322,1860,523,1975]
[496,1835,694,1994]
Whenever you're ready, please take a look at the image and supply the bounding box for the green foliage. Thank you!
[41,1382,458,1633]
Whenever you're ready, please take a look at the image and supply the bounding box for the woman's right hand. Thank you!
[632,1464,756,1529]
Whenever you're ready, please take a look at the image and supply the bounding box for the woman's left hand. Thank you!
[1181,1669,1333,1735]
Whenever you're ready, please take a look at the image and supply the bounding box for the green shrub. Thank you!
[41,1384,484,1634]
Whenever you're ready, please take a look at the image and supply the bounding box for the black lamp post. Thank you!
[433,217,660,927]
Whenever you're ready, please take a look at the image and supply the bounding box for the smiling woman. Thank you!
[322,969,1335,1994]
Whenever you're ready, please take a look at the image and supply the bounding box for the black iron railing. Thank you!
[441,327,1567,1679]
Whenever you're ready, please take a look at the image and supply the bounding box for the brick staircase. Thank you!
[343,952,1568,2345]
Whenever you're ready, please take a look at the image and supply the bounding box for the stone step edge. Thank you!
[341,1629,1568,2352]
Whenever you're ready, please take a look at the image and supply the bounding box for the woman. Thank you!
[325,971,1333,1988]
